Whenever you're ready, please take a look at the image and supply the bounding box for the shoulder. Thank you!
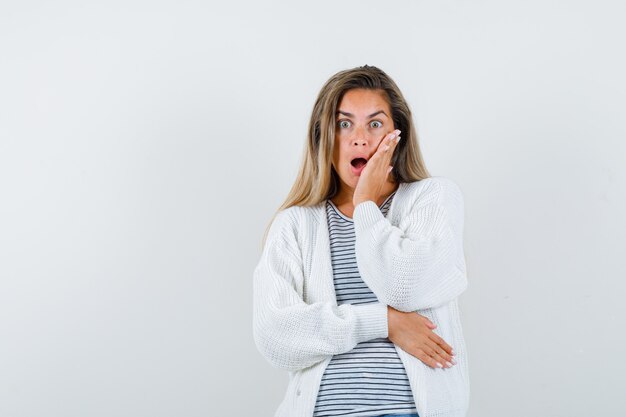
[272,204,319,227]
[395,176,465,232]
[402,176,464,204]
[398,176,464,222]
[265,204,321,246]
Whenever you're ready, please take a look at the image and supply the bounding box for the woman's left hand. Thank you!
[353,129,401,207]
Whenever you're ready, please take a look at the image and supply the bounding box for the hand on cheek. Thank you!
[353,129,401,207]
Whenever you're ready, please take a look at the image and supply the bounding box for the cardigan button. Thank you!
[296,389,301,396]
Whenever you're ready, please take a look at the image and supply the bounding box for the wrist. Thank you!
[353,195,376,207]
[387,305,396,340]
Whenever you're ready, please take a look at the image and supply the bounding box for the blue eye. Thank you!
[338,120,351,129]
[370,120,382,128]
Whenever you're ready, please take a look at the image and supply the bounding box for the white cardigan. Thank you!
[252,176,470,417]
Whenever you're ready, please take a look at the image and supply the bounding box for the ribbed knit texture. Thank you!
[253,176,470,417]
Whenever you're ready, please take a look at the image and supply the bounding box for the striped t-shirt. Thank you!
[313,192,419,417]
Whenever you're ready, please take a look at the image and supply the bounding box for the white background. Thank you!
[1,1,625,416]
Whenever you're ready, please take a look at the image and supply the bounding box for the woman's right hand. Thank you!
[387,305,456,369]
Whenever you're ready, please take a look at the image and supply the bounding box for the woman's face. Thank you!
[332,88,396,192]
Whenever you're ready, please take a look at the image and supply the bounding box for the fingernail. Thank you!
[396,136,401,142]
[389,133,396,140]
[446,361,453,367]
[436,362,443,368]
[451,358,457,365]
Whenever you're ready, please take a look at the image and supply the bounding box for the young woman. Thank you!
[253,65,469,417]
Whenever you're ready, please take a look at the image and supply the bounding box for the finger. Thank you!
[387,130,401,152]
[383,132,401,159]
[419,315,436,329]
[421,345,447,369]
[428,339,455,367]
[428,335,456,367]
[376,129,401,153]
[414,348,442,369]
[390,131,401,148]
[388,129,401,148]
[429,332,454,357]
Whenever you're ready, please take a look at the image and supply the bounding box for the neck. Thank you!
[332,180,399,208]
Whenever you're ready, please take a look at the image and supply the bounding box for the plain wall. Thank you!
[1,1,625,416]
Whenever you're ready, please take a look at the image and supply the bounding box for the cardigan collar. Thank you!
[309,181,411,226]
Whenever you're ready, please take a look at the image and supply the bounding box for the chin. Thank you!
[339,175,358,189]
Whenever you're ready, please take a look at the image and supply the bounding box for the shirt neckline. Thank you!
[327,191,396,222]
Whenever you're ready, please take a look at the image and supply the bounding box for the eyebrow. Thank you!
[336,110,388,119]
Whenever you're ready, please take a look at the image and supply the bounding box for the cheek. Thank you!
[339,146,352,167]
[332,139,347,163]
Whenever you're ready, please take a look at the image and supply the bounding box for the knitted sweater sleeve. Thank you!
[353,177,468,312]
[252,209,388,372]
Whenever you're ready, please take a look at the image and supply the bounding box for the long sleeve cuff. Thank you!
[353,301,388,340]
[353,200,386,234]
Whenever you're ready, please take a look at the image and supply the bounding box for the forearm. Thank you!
[353,180,467,311]
[252,233,388,371]
[253,289,388,371]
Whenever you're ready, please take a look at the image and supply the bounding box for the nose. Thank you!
[351,126,371,148]
[352,138,367,147]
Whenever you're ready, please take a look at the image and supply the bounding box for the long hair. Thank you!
[263,65,430,245]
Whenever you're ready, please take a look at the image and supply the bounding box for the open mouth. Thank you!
[350,158,368,169]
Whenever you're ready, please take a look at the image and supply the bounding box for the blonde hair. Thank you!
[263,65,430,245]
